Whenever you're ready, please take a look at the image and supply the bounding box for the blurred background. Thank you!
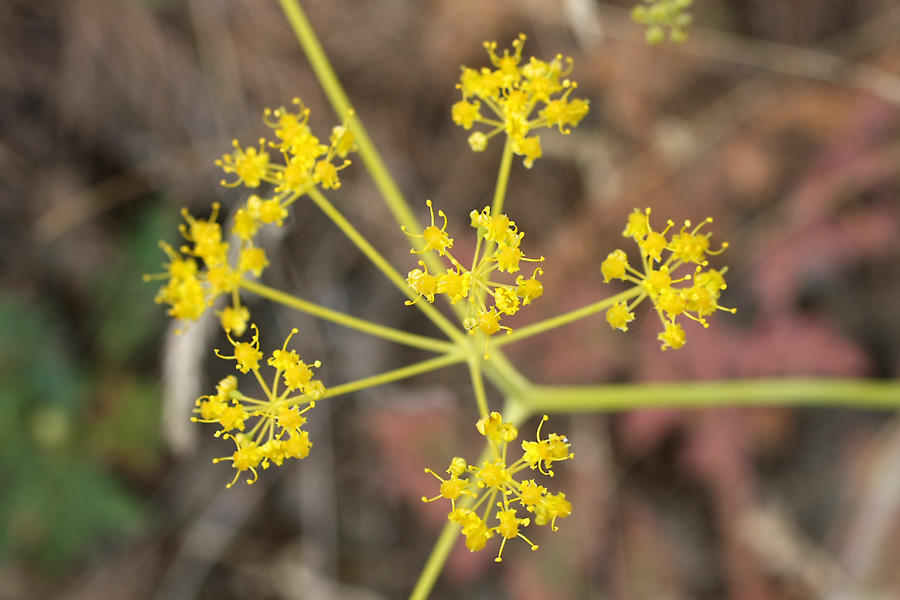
[3,0,900,598]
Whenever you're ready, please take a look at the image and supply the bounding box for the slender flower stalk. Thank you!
[320,351,469,400]
[494,286,644,349]
[239,279,455,353]
[468,352,490,418]
[490,137,515,215]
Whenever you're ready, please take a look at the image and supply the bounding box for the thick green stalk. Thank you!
[522,378,900,412]
[500,395,533,427]
[239,279,454,353]
[481,350,530,398]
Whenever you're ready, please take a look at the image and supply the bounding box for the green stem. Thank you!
[408,519,459,600]
[306,188,464,343]
[494,286,643,349]
[522,378,900,412]
[468,352,490,418]
[318,351,467,400]
[490,136,515,215]
[239,279,454,353]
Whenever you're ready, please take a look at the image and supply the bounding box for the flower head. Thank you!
[404,202,545,358]
[198,327,325,487]
[145,204,258,331]
[602,208,734,349]
[423,413,573,562]
[453,34,589,168]
[148,100,357,332]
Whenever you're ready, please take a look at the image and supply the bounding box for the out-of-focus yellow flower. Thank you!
[631,0,693,44]
[145,203,266,332]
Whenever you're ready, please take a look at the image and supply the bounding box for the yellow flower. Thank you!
[257,196,289,226]
[601,249,629,283]
[467,132,488,152]
[402,199,454,256]
[438,268,472,304]
[206,99,355,260]
[533,492,572,530]
[520,415,574,477]
[263,98,326,156]
[215,324,263,373]
[329,124,357,158]
[218,305,250,337]
[406,261,439,305]
[451,100,481,130]
[179,204,227,266]
[313,160,340,190]
[422,463,476,511]
[238,247,269,277]
[231,207,259,241]
[494,287,520,316]
[515,268,544,305]
[658,319,686,350]
[216,139,272,188]
[512,136,542,169]
[213,434,262,488]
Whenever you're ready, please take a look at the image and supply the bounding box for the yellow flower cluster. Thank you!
[146,203,267,334]
[423,413,573,562]
[601,208,734,350]
[452,34,589,168]
[194,326,326,487]
[403,201,545,357]
[217,98,356,193]
[631,0,693,45]
[147,99,356,333]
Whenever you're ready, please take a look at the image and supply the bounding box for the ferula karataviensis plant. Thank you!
[146,9,752,598]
